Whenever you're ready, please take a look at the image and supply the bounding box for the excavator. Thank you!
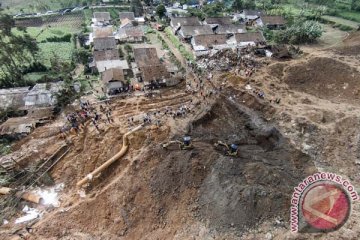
[162,136,193,150]
[214,141,239,156]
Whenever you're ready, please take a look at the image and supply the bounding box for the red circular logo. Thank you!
[301,183,351,231]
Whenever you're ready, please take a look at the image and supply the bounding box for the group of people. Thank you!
[60,100,114,138]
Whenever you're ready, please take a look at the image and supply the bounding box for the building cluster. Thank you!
[89,11,177,95]
[170,9,285,57]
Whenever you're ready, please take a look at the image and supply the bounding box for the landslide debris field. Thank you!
[1,32,360,240]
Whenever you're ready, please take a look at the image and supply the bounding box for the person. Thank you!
[105,108,113,123]
[92,117,100,132]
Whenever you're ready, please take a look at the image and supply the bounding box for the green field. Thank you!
[12,26,75,41]
[1,0,100,14]
[322,15,360,29]
[11,26,76,66]
[38,42,74,66]
[336,10,360,23]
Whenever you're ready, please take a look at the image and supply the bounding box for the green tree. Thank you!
[203,2,225,17]
[130,0,144,17]
[232,0,243,11]
[351,0,360,11]
[72,48,91,64]
[0,12,39,87]
[274,20,323,44]
[156,4,167,18]
[243,0,256,9]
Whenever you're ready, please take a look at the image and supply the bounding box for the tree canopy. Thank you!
[274,20,323,44]
[156,4,167,19]
[0,12,39,88]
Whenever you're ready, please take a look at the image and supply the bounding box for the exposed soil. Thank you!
[2,32,360,240]
[283,57,360,104]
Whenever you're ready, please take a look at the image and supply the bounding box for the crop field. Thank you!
[38,42,74,66]
[12,26,75,42]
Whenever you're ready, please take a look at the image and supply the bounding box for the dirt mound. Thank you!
[150,90,316,232]
[335,31,360,55]
[284,57,360,104]
[27,89,316,239]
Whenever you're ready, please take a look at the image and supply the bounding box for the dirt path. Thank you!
[157,31,187,68]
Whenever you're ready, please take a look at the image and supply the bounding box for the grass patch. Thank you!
[38,42,74,66]
[12,26,75,42]
[322,15,358,29]
[336,11,360,23]
[164,27,194,62]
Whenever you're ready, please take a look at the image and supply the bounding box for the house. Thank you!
[101,68,128,94]
[235,32,266,47]
[177,25,213,41]
[204,17,232,27]
[96,59,131,74]
[236,10,263,23]
[0,87,30,110]
[133,47,160,67]
[24,83,62,108]
[257,15,286,29]
[116,26,145,43]
[0,107,54,138]
[93,49,120,62]
[93,37,116,51]
[93,26,113,38]
[191,33,237,56]
[0,83,62,110]
[214,24,246,34]
[170,17,201,32]
[119,12,135,22]
[92,12,111,26]
[133,47,170,83]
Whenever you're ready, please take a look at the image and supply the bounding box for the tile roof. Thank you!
[133,47,160,67]
[179,25,213,37]
[93,49,120,62]
[93,26,113,38]
[119,12,135,21]
[171,17,201,27]
[125,26,144,37]
[193,34,229,48]
[205,17,232,25]
[139,65,170,82]
[93,37,116,51]
[93,12,111,22]
[235,32,265,42]
[215,24,246,34]
[102,68,125,83]
[96,60,129,72]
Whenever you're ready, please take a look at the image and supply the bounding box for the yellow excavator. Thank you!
[162,136,193,150]
[214,141,239,156]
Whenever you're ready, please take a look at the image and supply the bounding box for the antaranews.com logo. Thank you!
[290,172,359,233]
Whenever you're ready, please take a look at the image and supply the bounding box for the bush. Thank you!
[124,44,133,53]
[274,20,323,44]
[46,33,72,42]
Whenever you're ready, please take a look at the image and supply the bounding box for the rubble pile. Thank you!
[196,48,262,72]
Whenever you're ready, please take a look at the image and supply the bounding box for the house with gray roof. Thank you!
[93,37,116,51]
[92,12,111,26]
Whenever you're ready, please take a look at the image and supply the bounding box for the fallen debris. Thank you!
[14,206,41,224]
[0,187,43,204]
